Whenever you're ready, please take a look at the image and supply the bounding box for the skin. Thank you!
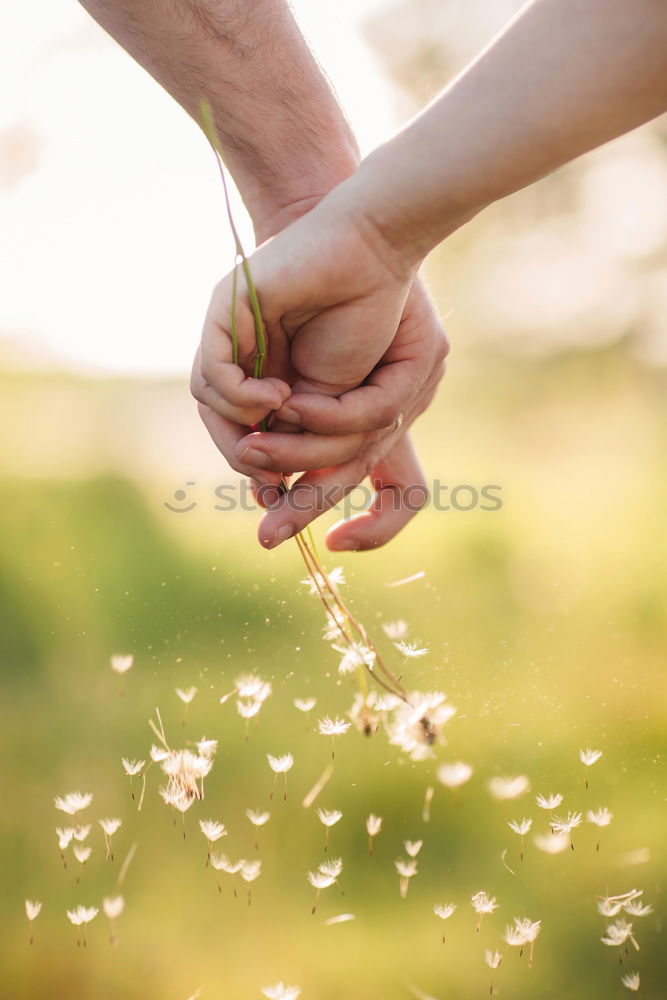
[78,0,447,550]
[195,0,667,546]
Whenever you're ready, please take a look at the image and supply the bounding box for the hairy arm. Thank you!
[78,0,359,240]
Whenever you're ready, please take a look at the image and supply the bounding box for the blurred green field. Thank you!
[1,345,665,1000]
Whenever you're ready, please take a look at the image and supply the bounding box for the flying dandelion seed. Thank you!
[246,809,271,849]
[199,819,227,860]
[267,753,294,801]
[393,641,428,658]
[234,673,272,702]
[307,859,341,914]
[317,808,343,851]
[261,983,301,1000]
[503,917,541,965]
[437,761,473,789]
[586,807,613,851]
[535,793,563,811]
[99,817,122,861]
[579,748,603,788]
[366,814,382,855]
[294,698,317,713]
[121,759,145,801]
[508,818,532,860]
[301,565,345,596]
[488,776,530,801]
[317,717,351,759]
[73,844,92,867]
[150,746,169,763]
[534,831,570,854]
[621,972,641,991]
[66,905,98,947]
[404,839,423,858]
[386,691,456,761]
[433,903,457,943]
[551,811,582,849]
[334,641,376,676]
[349,692,382,736]
[56,827,75,851]
[382,620,409,640]
[72,824,91,842]
[395,857,418,899]
[623,900,653,917]
[110,654,133,675]
[601,918,640,952]
[102,895,124,945]
[471,891,498,934]
[240,858,262,906]
[54,791,93,816]
[196,738,218,758]
[25,900,42,944]
[210,852,243,894]
[484,948,503,995]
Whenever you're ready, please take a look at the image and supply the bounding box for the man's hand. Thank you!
[190,192,448,549]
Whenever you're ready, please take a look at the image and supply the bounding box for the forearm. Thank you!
[78,0,359,238]
[348,0,667,268]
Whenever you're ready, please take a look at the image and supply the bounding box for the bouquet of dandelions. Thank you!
[199,103,454,762]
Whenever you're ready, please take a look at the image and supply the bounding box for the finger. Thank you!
[274,358,424,435]
[326,434,427,551]
[191,361,291,428]
[235,426,377,474]
[256,460,369,549]
[197,404,284,495]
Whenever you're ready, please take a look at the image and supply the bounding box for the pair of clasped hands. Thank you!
[190,181,448,554]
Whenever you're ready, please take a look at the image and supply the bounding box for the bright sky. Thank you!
[0,0,398,374]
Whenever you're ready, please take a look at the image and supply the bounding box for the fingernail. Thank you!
[278,405,302,427]
[267,523,295,548]
[240,447,270,469]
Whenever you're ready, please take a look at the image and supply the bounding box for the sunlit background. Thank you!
[2,1,666,998]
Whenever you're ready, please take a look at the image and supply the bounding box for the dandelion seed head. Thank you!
[536,793,563,810]
[110,654,134,674]
[293,697,316,713]
[240,859,262,883]
[246,809,271,827]
[508,818,533,836]
[393,641,428,658]
[317,857,343,879]
[504,917,541,947]
[199,819,227,842]
[317,717,351,737]
[366,814,383,836]
[579,748,603,767]
[433,903,456,920]
[267,753,294,774]
[175,686,198,705]
[122,758,145,776]
[25,900,42,921]
[54,791,93,816]
[66,905,98,926]
[488,776,530,801]
[56,826,76,850]
[99,817,122,837]
[586,807,612,827]
[437,761,473,788]
[334,641,375,676]
[395,858,418,879]
[551,811,582,835]
[404,839,423,858]
[386,691,455,761]
[382,619,409,640]
[102,895,125,919]
[317,808,343,827]
[534,831,570,854]
[471,891,498,915]
[261,982,301,1000]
